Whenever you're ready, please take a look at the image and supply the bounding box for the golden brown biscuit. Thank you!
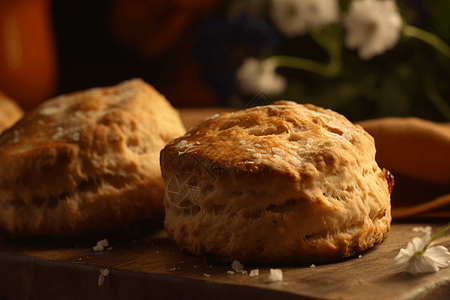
[0,78,185,237]
[0,92,24,134]
[161,101,393,263]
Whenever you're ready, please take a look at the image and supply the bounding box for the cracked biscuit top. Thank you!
[0,78,185,237]
[161,100,393,263]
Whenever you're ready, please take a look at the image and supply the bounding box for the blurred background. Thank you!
[1,0,450,122]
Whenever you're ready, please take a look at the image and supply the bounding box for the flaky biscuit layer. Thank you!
[0,79,185,236]
[161,101,392,263]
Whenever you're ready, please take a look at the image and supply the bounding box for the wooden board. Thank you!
[2,223,450,300]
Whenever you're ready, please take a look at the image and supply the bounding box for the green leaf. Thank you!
[310,24,343,56]
[338,0,352,14]
[429,225,450,245]
[415,225,450,258]
[430,0,450,41]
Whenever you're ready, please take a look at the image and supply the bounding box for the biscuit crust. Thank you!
[0,78,185,236]
[0,92,24,134]
[161,101,392,263]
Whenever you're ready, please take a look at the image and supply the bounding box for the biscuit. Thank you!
[0,92,24,134]
[161,101,393,263]
[0,78,185,237]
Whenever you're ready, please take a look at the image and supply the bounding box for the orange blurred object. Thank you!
[0,0,58,111]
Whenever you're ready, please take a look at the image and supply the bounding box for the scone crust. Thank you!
[161,101,392,263]
[0,78,185,236]
[0,92,24,134]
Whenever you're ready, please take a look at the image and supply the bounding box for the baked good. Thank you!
[0,78,185,237]
[161,100,393,263]
[0,92,24,134]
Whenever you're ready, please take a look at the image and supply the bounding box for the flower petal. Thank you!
[270,0,339,38]
[394,247,414,268]
[342,0,402,60]
[424,246,450,267]
[411,231,431,251]
[412,226,432,233]
[406,257,439,275]
[235,57,287,96]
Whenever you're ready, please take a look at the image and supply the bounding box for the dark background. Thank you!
[52,1,169,100]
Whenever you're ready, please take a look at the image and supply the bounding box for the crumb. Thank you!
[268,269,283,282]
[227,271,235,275]
[98,277,105,287]
[93,239,109,251]
[98,269,109,286]
[231,260,244,273]
[100,269,109,276]
[358,255,362,258]
[107,247,113,250]
[170,267,176,272]
[310,264,315,268]
[249,269,259,277]
[180,261,185,264]
[203,273,210,277]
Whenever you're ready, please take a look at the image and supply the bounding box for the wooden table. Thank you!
[1,223,450,300]
[1,108,450,300]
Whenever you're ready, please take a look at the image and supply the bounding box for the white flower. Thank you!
[235,57,287,96]
[394,230,450,275]
[270,0,340,37]
[342,0,403,60]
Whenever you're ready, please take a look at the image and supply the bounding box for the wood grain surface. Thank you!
[1,223,450,300]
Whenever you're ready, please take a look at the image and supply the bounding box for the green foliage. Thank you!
[270,0,450,122]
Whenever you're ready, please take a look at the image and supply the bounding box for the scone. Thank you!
[161,100,393,263]
[0,92,24,134]
[0,78,185,237]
